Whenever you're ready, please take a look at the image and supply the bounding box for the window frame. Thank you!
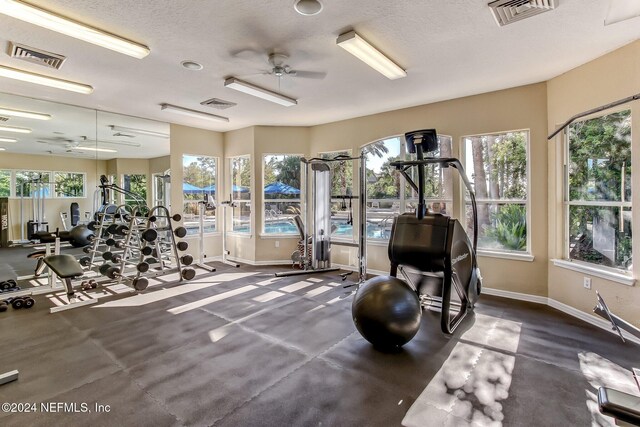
[13,169,53,199]
[228,155,252,236]
[562,108,632,275]
[182,153,219,236]
[261,152,303,237]
[53,171,86,198]
[318,149,355,242]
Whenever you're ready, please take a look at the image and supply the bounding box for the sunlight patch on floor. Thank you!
[168,285,258,315]
[95,281,222,308]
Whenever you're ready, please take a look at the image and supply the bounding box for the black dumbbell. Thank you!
[0,301,7,312]
[102,251,113,261]
[181,268,196,280]
[87,221,97,231]
[106,224,119,235]
[174,227,187,238]
[137,262,149,273]
[83,246,92,253]
[172,214,182,222]
[180,254,193,266]
[141,229,158,242]
[105,238,117,247]
[111,255,122,264]
[115,225,129,236]
[132,277,149,291]
[99,264,112,276]
[105,267,121,280]
[79,256,91,267]
[177,241,189,251]
[141,246,153,256]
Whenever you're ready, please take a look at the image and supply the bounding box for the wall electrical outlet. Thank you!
[583,277,591,290]
[275,240,280,248]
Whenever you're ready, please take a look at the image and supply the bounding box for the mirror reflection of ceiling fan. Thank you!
[37,136,141,154]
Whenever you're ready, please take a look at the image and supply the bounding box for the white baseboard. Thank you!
[483,287,640,345]
[225,256,292,266]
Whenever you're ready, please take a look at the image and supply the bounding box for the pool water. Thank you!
[234,221,389,239]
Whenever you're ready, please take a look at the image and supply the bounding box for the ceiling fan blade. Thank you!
[37,140,69,146]
[291,70,327,80]
[88,139,141,148]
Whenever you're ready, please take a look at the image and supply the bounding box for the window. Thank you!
[263,154,302,235]
[122,174,148,209]
[566,110,631,271]
[230,156,251,234]
[15,171,51,198]
[0,170,10,197]
[320,150,354,238]
[463,131,528,253]
[54,172,85,198]
[363,135,452,240]
[182,155,217,235]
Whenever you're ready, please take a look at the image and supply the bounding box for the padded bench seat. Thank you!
[43,255,84,279]
[599,387,640,426]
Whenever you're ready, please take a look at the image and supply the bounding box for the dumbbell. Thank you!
[137,262,149,273]
[110,254,122,264]
[181,268,196,280]
[172,214,182,222]
[144,257,158,265]
[180,254,193,266]
[177,241,189,251]
[174,227,187,238]
[106,224,120,235]
[141,229,158,242]
[6,297,35,309]
[99,264,113,276]
[87,221,98,231]
[102,251,114,261]
[104,267,149,291]
[115,225,129,236]
[79,256,91,267]
[141,246,153,256]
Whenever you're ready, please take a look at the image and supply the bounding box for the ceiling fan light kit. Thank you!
[294,0,323,16]
[160,103,230,122]
[224,77,297,107]
[0,124,32,134]
[0,0,150,58]
[0,65,94,94]
[336,30,406,80]
[0,106,51,120]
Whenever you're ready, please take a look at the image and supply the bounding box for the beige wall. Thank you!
[0,152,106,239]
[547,40,640,325]
[309,83,549,296]
[170,124,225,260]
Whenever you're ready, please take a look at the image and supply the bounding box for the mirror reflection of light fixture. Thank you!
[0,147,5,151]
[0,137,18,143]
[0,0,150,58]
[0,65,93,94]
[0,106,51,120]
[109,125,169,138]
[0,124,31,133]
[72,146,117,153]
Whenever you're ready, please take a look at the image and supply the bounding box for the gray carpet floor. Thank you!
[0,263,639,426]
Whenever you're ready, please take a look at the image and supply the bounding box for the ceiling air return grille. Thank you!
[489,0,557,26]
[9,42,67,69]
[200,98,237,110]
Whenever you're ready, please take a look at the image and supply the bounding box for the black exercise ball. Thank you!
[69,224,95,248]
[352,276,422,349]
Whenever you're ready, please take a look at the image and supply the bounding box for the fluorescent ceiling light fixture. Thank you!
[0,137,18,143]
[336,30,406,80]
[160,103,229,122]
[0,65,93,94]
[605,0,640,25]
[0,0,150,58]
[0,148,5,151]
[0,124,31,133]
[72,146,117,153]
[109,125,169,138]
[0,106,51,120]
[224,77,297,107]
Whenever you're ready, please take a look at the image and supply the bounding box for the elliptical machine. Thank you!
[352,129,481,349]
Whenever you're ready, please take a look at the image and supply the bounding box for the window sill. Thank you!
[259,234,300,239]
[227,232,252,239]
[367,239,390,247]
[552,259,635,286]
[185,232,221,238]
[477,250,534,262]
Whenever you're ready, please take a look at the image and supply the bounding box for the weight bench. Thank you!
[599,387,640,426]
[43,254,99,313]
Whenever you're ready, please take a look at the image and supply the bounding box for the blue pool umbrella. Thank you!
[264,181,300,195]
[183,183,203,193]
[232,185,249,193]
[202,184,215,193]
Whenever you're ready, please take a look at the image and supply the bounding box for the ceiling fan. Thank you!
[237,52,327,81]
[38,136,140,150]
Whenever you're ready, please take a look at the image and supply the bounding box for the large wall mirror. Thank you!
[0,91,169,296]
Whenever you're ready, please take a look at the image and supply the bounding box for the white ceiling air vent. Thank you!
[200,98,237,110]
[489,0,558,26]
[0,116,8,122]
[9,42,67,69]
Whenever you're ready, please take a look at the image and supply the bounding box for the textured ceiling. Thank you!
[0,0,638,138]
